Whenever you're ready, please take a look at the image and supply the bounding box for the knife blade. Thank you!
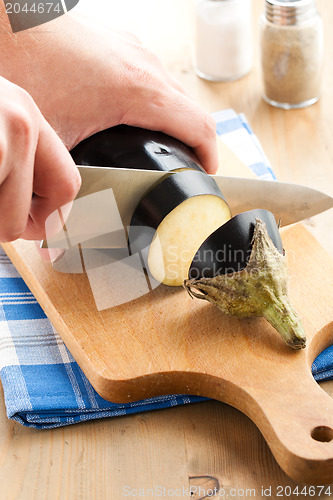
[42,166,333,249]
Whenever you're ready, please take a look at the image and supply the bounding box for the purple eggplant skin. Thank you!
[70,125,204,173]
[128,169,230,257]
[188,209,283,279]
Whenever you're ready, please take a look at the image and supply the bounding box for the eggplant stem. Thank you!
[183,218,306,350]
[263,300,306,349]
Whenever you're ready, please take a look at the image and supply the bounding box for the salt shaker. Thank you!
[194,0,253,81]
[260,0,324,109]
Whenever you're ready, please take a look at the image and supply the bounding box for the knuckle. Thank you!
[126,63,154,88]
[4,90,36,140]
[123,50,162,88]
[9,106,34,142]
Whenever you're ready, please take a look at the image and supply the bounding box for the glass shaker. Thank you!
[260,0,324,109]
[194,0,253,81]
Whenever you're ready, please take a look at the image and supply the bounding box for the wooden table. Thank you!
[1,1,333,498]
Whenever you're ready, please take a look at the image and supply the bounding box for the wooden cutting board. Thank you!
[2,223,333,484]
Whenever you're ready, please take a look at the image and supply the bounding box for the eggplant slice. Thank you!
[129,170,231,286]
[189,209,283,279]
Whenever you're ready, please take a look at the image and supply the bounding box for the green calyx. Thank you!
[183,218,306,350]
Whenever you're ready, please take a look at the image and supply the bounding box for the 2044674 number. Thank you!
[5,3,62,14]
[276,485,332,496]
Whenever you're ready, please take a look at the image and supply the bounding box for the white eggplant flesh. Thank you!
[148,194,231,286]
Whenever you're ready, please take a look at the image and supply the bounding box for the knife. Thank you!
[42,165,333,249]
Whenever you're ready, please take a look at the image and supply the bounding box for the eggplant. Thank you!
[70,126,305,349]
[70,124,203,173]
[188,209,283,279]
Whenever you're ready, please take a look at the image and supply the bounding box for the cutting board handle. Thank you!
[245,368,333,484]
[214,322,333,484]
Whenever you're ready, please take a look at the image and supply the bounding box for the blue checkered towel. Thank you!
[0,259,207,428]
[0,110,331,428]
[213,109,276,181]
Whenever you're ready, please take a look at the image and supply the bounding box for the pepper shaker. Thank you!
[260,0,324,109]
[194,0,253,82]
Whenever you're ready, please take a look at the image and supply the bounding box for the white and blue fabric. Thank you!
[213,109,276,181]
[0,263,206,428]
[0,110,331,429]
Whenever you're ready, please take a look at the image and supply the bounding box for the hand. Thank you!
[0,77,81,243]
[0,14,218,174]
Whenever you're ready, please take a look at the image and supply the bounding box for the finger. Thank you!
[0,111,35,242]
[0,171,33,242]
[22,118,82,240]
[125,88,219,174]
[162,93,219,174]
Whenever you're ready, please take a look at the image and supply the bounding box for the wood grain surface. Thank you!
[3,222,333,484]
[1,0,333,498]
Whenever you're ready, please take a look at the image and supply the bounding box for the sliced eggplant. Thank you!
[129,170,231,286]
[189,209,283,279]
[70,125,203,173]
[70,126,305,349]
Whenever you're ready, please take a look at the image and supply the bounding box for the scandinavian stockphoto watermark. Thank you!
[44,190,291,312]
[122,485,256,498]
[4,0,80,32]
[121,484,333,497]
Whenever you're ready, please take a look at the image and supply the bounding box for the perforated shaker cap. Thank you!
[265,0,318,25]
